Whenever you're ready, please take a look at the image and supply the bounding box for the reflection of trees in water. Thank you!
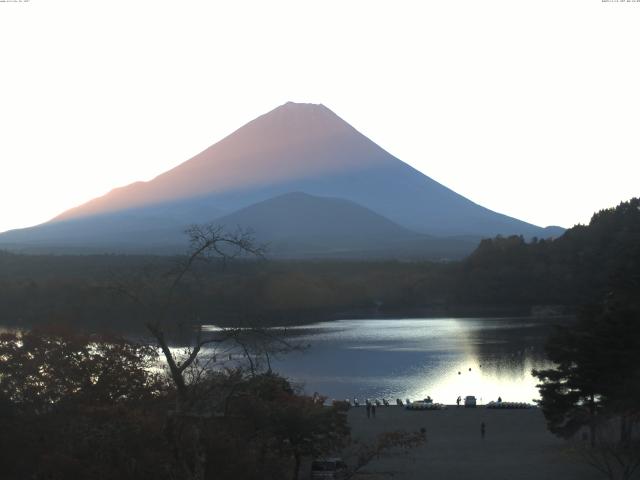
[467,318,573,359]
[458,318,576,387]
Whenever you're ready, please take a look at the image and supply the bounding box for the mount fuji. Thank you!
[0,102,563,258]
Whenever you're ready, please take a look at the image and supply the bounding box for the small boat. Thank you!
[406,401,446,411]
[486,401,533,409]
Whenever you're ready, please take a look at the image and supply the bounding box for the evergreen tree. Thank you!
[533,199,640,445]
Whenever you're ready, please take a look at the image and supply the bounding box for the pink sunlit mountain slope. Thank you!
[0,102,563,257]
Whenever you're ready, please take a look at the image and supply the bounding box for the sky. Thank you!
[1,0,639,234]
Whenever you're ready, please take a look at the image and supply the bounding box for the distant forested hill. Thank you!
[445,197,640,307]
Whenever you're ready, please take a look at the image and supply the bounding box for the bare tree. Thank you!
[342,430,426,479]
[114,228,258,391]
[574,416,640,480]
[112,224,297,480]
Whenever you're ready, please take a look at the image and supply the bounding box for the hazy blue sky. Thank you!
[1,0,638,233]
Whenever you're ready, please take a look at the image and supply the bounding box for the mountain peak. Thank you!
[275,101,334,117]
[282,101,326,108]
[255,101,346,134]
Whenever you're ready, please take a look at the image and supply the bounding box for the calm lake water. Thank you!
[4,317,568,405]
[253,317,569,404]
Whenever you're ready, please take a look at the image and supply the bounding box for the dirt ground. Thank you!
[345,405,604,480]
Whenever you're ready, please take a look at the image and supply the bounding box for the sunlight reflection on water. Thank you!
[259,317,568,404]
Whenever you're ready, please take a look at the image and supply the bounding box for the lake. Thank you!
[4,317,568,405]
[254,317,568,405]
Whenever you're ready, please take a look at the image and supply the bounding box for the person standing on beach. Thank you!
[480,421,486,439]
[372,403,376,418]
[456,396,461,407]
[366,403,371,418]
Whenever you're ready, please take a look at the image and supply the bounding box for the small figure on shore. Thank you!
[456,396,461,407]
[371,403,376,418]
[366,403,371,418]
[480,421,486,439]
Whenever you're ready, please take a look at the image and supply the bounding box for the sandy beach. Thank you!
[346,405,602,480]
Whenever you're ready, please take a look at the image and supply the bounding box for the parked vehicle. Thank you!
[311,458,348,479]
[464,395,477,408]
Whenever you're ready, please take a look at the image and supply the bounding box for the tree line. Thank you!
[3,199,639,330]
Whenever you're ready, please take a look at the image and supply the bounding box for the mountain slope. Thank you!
[49,102,556,237]
[0,192,478,258]
[0,102,563,256]
[214,192,477,258]
[218,192,412,241]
